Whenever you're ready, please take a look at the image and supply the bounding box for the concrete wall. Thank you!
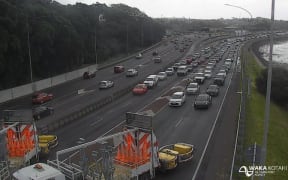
[12,84,32,99]
[0,64,97,103]
[0,89,13,103]
[0,41,163,104]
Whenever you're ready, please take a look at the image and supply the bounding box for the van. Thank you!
[143,75,158,88]
[177,66,188,76]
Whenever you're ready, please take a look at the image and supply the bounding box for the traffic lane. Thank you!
[0,39,179,110]
[36,36,201,125]
[153,84,226,180]
[49,74,185,159]
[153,65,235,179]
[36,45,186,127]
[199,68,240,180]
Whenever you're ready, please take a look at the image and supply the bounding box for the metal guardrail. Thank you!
[0,161,10,180]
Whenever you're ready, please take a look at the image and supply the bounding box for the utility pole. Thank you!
[26,16,35,92]
[260,1,275,179]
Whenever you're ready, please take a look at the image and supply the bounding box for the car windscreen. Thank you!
[171,94,182,99]
[196,95,208,101]
[188,84,197,88]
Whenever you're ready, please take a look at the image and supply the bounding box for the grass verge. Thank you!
[243,50,288,180]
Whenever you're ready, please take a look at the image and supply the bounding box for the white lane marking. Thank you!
[192,54,236,180]
[90,117,104,126]
[175,117,184,127]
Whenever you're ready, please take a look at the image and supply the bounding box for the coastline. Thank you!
[251,36,288,69]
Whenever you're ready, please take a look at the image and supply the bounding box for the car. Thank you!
[144,75,158,88]
[99,80,114,89]
[152,51,158,56]
[33,106,54,120]
[153,56,161,63]
[194,93,212,109]
[132,84,148,95]
[219,69,227,75]
[191,61,199,68]
[179,60,187,65]
[114,66,125,73]
[157,72,167,80]
[206,84,220,97]
[32,92,53,104]
[169,92,186,107]
[135,53,143,59]
[217,71,227,78]
[165,68,175,76]
[187,64,193,72]
[213,74,225,86]
[194,72,205,84]
[204,70,212,79]
[83,71,96,79]
[186,82,200,95]
[126,69,138,77]
[177,66,188,76]
[172,63,181,71]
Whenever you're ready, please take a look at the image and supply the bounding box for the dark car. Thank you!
[206,84,220,97]
[83,71,96,79]
[194,94,212,109]
[213,74,225,86]
[152,51,158,56]
[33,106,54,120]
[114,66,125,73]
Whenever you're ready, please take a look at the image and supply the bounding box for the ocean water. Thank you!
[259,41,288,64]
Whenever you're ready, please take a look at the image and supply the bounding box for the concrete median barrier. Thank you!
[0,89,13,103]
[35,78,51,91]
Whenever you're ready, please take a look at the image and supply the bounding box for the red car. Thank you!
[132,84,148,95]
[32,92,53,104]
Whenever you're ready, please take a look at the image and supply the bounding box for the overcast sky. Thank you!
[56,0,288,20]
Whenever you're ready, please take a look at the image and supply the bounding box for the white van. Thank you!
[143,75,158,88]
[177,65,188,76]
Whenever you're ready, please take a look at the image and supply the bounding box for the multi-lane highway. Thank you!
[2,32,245,179]
[42,34,243,179]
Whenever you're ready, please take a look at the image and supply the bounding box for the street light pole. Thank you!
[224,4,253,19]
[261,1,275,179]
[224,3,252,36]
[26,17,35,92]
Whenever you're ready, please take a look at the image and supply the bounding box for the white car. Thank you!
[135,53,143,59]
[157,72,167,80]
[186,82,200,95]
[169,92,186,107]
[144,75,158,88]
[165,68,175,76]
[126,69,138,77]
[99,80,114,89]
[204,70,212,79]
[194,72,205,84]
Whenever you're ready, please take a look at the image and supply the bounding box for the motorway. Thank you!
[2,32,244,179]
[45,34,242,179]
[0,34,210,130]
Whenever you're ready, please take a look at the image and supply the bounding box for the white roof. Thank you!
[173,92,184,95]
[13,163,65,180]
